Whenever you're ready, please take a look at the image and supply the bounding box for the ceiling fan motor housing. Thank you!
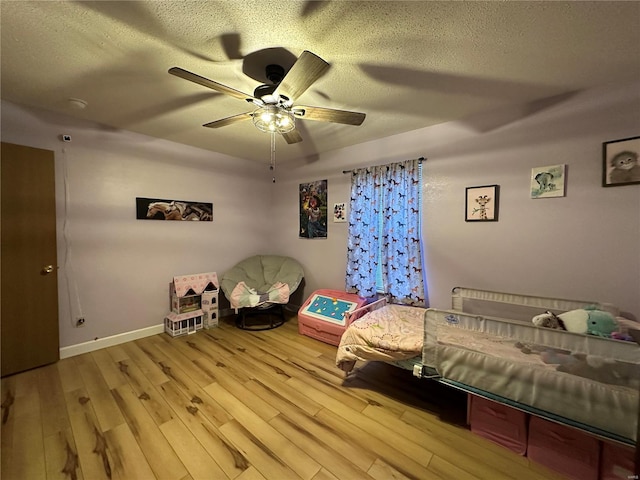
[265,64,285,84]
[254,64,287,101]
[254,83,277,99]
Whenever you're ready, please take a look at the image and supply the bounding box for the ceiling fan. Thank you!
[168,50,366,144]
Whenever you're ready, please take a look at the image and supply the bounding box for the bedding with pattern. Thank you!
[336,304,425,373]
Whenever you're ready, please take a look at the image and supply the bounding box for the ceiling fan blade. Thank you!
[220,32,243,60]
[203,112,253,128]
[301,1,332,17]
[282,129,303,144]
[169,67,254,101]
[292,105,366,125]
[274,51,330,100]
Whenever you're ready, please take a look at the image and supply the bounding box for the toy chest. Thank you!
[527,416,600,480]
[298,289,367,346]
[468,395,528,455]
[600,441,635,480]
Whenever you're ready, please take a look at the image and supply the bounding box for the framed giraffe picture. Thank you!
[465,185,499,222]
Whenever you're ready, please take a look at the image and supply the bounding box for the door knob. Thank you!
[42,265,56,275]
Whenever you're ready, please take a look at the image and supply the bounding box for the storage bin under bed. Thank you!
[468,395,528,455]
[600,440,636,480]
[528,416,600,480]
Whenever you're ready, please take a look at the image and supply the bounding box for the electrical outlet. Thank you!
[76,317,85,327]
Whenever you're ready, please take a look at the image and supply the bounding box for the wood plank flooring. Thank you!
[1,313,567,480]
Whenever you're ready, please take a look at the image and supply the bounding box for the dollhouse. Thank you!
[164,271,219,337]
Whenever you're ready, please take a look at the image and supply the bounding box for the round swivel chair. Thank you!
[220,255,304,330]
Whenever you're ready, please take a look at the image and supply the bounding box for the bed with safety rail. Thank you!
[336,287,640,445]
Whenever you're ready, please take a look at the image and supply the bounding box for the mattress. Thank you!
[423,309,640,442]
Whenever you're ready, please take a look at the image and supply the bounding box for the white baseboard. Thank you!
[59,324,165,359]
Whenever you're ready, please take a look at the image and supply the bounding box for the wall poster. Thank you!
[136,197,212,221]
[299,180,328,238]
[333,202,347,223]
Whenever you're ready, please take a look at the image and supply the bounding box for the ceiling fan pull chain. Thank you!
[270,132,276,183]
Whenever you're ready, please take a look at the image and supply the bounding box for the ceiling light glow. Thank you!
[253,105,295,134]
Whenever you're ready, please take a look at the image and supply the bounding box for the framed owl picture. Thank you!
[602,136,640,187]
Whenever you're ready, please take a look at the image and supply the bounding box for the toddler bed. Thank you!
[336,298,425,374]
[336,287,640,444]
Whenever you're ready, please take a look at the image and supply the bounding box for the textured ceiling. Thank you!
[2,1,640,164]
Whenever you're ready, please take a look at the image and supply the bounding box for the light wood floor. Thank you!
[1,313,567,480]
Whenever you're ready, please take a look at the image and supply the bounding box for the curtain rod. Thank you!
[342,156,425,174]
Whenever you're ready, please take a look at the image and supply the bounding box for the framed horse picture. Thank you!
[136,197,212,221]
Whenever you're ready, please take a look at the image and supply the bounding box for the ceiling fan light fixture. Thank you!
[252,105,295,134]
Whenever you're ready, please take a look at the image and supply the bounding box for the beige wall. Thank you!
[2,79,639,351]
[271,81,640,317]
[1,101,274,347]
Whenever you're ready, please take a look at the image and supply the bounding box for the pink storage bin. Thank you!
[528,416,600,480]
[468,395,528,455]
[600,441,635,480]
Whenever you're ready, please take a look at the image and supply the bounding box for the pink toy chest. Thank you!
[528,416,600,480]
[298,289,367,346]
[600,441,635,480]
[468,395,528,455]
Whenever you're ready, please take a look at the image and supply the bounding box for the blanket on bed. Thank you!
[336,304,425,373]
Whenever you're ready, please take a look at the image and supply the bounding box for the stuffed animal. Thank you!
[533,306,618,338]
[611,331,634,342]
[532,311,566,330]
[585,308,619,337]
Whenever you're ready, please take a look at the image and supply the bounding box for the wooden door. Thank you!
[1,142,59,377]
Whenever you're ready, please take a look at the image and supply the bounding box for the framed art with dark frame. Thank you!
[136,197,212,221]
[602,136,640,187]
[465,185,499,222]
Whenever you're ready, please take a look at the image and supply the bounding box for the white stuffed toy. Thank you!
[558,309,591,334]
[532,311,567,330]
